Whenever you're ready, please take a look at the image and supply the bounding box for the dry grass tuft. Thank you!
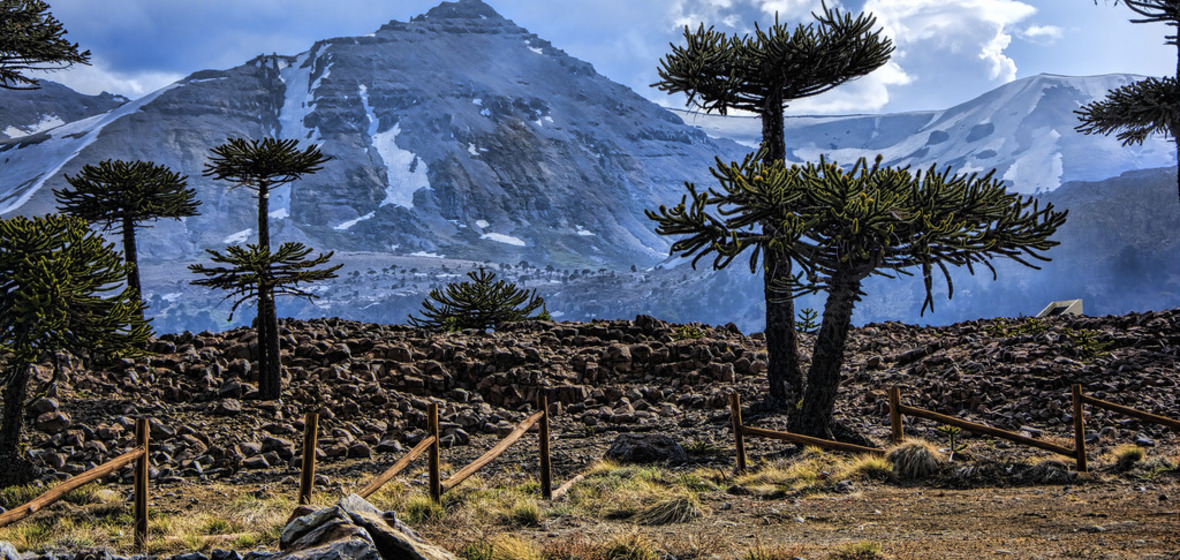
[829,541,885,560]
[1106,443,1145,472]
[634,493,708,525]
[887,439,945,481]
[743,542,807,560]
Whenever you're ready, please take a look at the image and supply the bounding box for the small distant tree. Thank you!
[649,153,1067,438]
[1078,0,1180,197]
[0,214,149,485]
[194,138,333,400]
[408,268,546,332]
[0,0,90,90]
[654,5,894,410]
[55,159,201,319]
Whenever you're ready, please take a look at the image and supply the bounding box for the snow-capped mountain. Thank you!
[679,73,1175,194]
[0,0,744,268]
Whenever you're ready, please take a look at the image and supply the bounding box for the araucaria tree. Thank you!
[192,138,336,400]
[55,160,201,319]
[654,5,893,409]
[0,215,149,485]
[0,0,90,89]
[1077,0,1180,197]
[408,268,546,332]
[649,154,1067,438]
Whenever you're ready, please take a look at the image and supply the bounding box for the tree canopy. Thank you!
[408,268,546,332]
[653,5,893,411]
[0,214,149,481]
[56,159,200,317]
[0,0,90,89]
[650,153,1067,438]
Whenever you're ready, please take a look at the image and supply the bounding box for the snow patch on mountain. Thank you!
[0,84,178,215]
[334,211,376,230]
[224,229,252,244]
[278,49,328,141]
[481,232,526,246]
[4,114,65,138]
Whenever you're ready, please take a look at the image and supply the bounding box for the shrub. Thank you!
[887,439,945,481]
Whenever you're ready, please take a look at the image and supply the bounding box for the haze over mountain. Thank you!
[0,0,1175,334]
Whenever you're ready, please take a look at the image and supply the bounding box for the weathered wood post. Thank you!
[729,392,747,473]
[134,418,149,551]
[428,402,441,504]
[890,387,903,445]
[299,412,320,505]
[1072,384,1087,473]
[538,393,552,500]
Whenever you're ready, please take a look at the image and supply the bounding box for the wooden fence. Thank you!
[0,418,151,550]
[728,393,883,472]
[298,394,554,505]
[731,385,1180,474]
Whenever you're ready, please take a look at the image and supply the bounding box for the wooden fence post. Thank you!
[428,402,441,504]
[134,418,149,551]
[299,412,320,506]
[1072,384,1087,473]
[730,393,747,473]
[890,387,903,445]
[538,393,552,500]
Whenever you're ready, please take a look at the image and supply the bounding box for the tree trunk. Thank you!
[257,184,271,251]
[0,363,30,457]
[791,269,863,439]
[121,216,143,321]
[759,98,803,410]
[256,283,281,400]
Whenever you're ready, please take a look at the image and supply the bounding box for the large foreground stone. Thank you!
[277,494,457,560]
[604,433,687,464]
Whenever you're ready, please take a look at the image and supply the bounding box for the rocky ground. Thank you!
[5,310,1180,558]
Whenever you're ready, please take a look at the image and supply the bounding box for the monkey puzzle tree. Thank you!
[653,5,893,409]
[0,0,90,89]
[55,160,201,319]
[0,214,149,485]
[408,268,546,332]
[1078,0,1180,198]
[195,138,332,400]
[649,153,1067,438]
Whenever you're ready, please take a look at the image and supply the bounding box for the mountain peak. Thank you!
[416,0,504,22]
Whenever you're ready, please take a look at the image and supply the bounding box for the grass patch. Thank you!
[402,494,447,524]
[744,543,806,560]
[830,541,885,560]
[634,493,708,525]
[887,439,945,481]
[1106,444,1145,472]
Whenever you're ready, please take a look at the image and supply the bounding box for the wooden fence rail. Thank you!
[0,418,151,550]
[890,387,1080,468]
[1072,383,1180,473]
[729,393,884,473]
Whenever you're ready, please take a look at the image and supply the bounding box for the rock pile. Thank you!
[14,310,1180,483]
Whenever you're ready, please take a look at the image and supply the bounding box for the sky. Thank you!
[37,0,1179,116]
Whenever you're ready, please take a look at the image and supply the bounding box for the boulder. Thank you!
[604,433,687,464]
[277,494,457,560]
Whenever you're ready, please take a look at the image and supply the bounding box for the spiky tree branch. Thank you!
[408,268,545,332]
[0,0,90,89]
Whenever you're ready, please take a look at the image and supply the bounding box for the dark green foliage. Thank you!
[189,243,341,318]
[196,138,332,400]
[0,214,149,472]
[408,268,545,332]
[56,160,200,316]
[0,0,90,89]
[649,153,1067,437]
[653,5,893,411]
[1080,0,1180,197]
[795,308,820,334]
[1076,77,1180,145]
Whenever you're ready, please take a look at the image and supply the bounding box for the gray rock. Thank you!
[278,494,453,560]
[604,434,687,464]
[0,540,20,560]
[34,411,70,433]
[1134,433,1155,447]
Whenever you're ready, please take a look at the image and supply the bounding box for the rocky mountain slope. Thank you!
[0,0,744,268]
[15,310,1179,486]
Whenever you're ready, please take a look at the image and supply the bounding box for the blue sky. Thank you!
[40,0,1178,115]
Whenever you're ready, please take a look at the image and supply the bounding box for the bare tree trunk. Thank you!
[0,364,30,457]
[791,270,862,439]
[121,216,143,321]
[759,99,803,410]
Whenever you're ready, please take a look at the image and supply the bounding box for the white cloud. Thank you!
[787,60,912,114]
[1017,24,1064,45]
[31,59,183,99]
[864,0,1037,82]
